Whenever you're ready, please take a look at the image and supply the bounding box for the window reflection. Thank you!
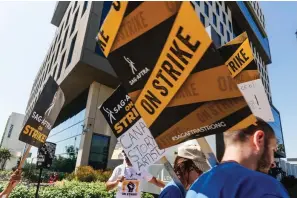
[88,134,110,170]
[268,105,285,157]
[28,109,86,172]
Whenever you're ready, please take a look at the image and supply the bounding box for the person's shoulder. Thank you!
[240,171,289,197]
[160,181,184,198]
[113,164,124,173]
[246,171,280,184]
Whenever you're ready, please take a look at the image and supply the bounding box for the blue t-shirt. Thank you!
[187,162,289,198]
[159,181,185,198]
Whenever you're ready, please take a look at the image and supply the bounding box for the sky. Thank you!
[0,1,296,158]
[0,2,56,143]
[260,1,297,158]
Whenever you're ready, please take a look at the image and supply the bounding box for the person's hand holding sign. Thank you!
[0,169,22,198]
[117,176,125,183]
[10,169,22,188]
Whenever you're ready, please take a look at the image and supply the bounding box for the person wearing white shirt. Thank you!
[106,151,165,198]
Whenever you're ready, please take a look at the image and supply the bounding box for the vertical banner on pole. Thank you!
[19,76,65,148]
[17,76,64,170]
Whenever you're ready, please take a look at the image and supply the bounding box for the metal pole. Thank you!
[35,168,43,198]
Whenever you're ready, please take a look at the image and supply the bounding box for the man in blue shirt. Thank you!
[160,142,210,198]
[187,118,289,198]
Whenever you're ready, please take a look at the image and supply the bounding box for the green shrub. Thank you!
[65,172,76,181]
[0,181,154,198]
[76,166,97,182]
[95,170,112,182]
[0,170,12,181]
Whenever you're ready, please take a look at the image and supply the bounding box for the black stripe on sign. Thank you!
[149,102,205,138]
[124,1,144,17]
[108,15,177,93]
[191,43,225,74]
[242,61,258,71]
[180,105,253,142]
[218,43,241,62]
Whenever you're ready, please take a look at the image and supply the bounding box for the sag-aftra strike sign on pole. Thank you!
[99,85,166,173]
[218,32,274,123]
[97,1,256,149]
[19,76,65,148]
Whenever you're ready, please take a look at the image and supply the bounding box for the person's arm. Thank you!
[149,177,165,188]
[105,166,124,191]
[106,176,125,191]
[0,169,21,197]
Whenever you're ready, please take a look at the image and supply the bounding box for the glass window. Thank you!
[88,134,110,169]
[216,3,220,15]
[52,64,57,79]
[213,31,221,48]
[196,1,200,6]
[212,13,217,27]
[67,33,77,67]
[62,27,69,51]
[74,1,78,10]
[220,22,224,36]
[71,10,79,35]
[227,31,230,42]
[65,8,71,27]
[268,106,286,157]
[82,1,88,16]
[54,42,61,64]
[44,108,86,173]
[208,1,212,6]
[225,4,228,13]
[200,13,205,26]
[57,52,65,80]
[7,125,13,138]
[223,13,226,24]
[228,21,232,31]
[204,2,209,17]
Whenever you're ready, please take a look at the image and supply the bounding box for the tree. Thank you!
[0,148,12,170]
[51,145,78,173]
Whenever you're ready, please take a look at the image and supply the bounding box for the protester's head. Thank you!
[174,144,209,189]
[122,151,132,166]
[223,117,276,173]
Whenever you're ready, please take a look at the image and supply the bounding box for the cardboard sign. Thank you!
[19,76,65,148]
[97,1,256,149]
[37,142,56,169]
[218,32,274,122]
[99,85,166,173]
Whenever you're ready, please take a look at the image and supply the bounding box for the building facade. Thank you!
[24,1,285,194]
[0,112,25,170]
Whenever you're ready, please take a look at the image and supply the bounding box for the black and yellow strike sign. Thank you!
[98,1,256,149]
[218,32,259,80]
[19,77,65,148]
[99,85,140,137]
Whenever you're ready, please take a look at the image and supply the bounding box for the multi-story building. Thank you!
[0,112,25,170]
[24,1,286,194]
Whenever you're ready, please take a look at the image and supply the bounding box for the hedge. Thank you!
[0,180,154,198]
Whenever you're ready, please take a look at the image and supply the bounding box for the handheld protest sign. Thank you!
[19,76,65,148]
[196,138,218,167]
[99,85,166,173]
[218,32,274,122]
[36,142,56,169]
[98,1,256,149]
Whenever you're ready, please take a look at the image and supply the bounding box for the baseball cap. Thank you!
[177,144,210,172]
